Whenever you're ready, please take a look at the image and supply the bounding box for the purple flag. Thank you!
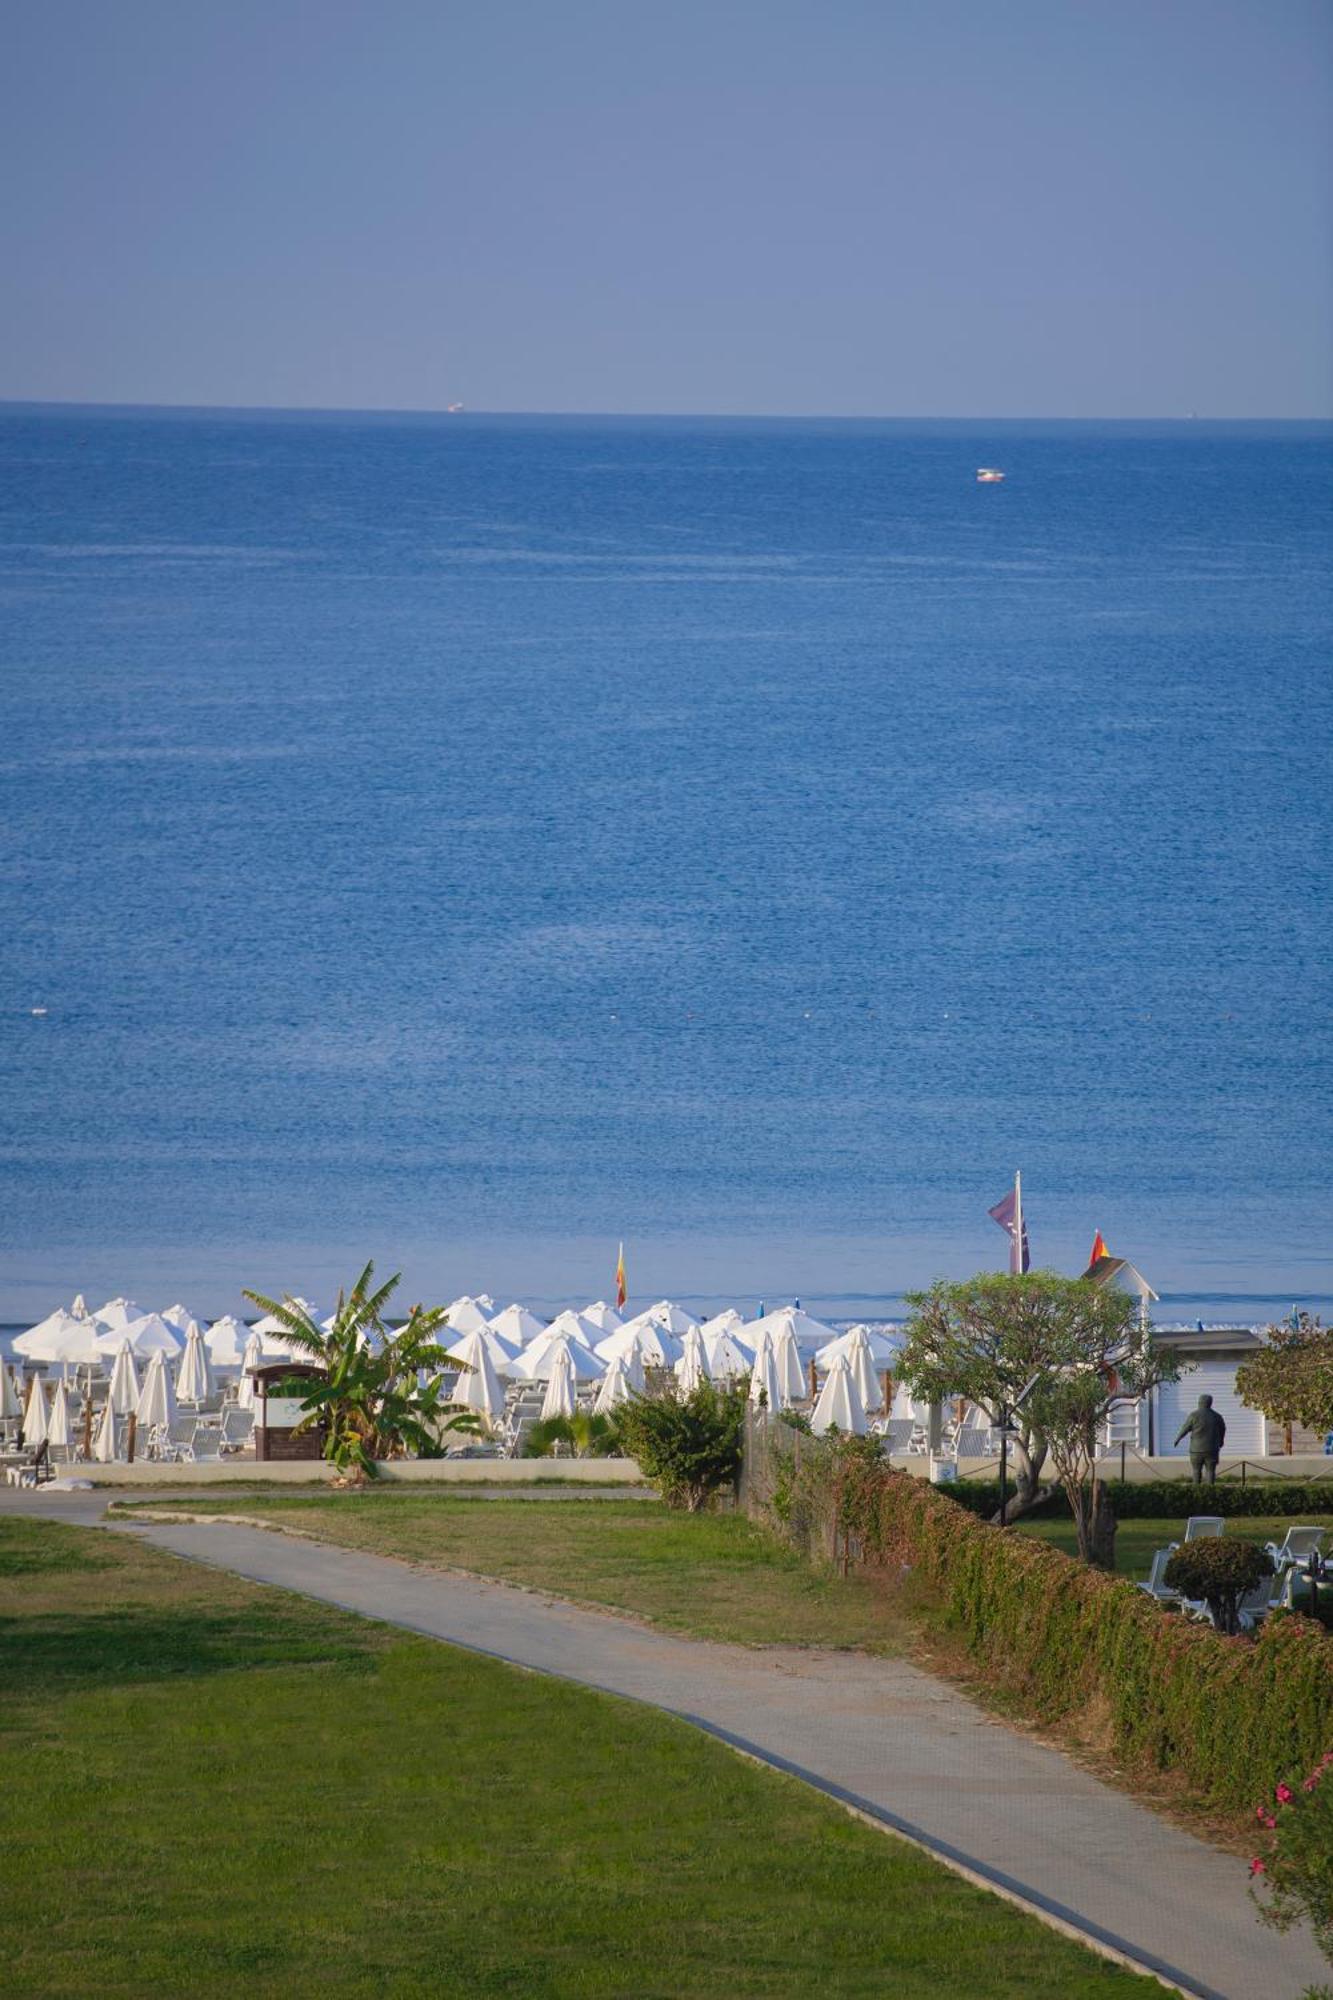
[988,1176,1031,1274]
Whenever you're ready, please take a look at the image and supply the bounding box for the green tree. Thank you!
[244,1262,480,1480]
[615,1380,747,1511]
[898,1271,1182,1567]
[1237,1312,1333,1452]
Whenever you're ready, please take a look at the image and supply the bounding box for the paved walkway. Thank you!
[6,1490,1326,1999]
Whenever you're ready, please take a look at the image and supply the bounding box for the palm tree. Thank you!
[522,1411,622,1459]
[243,1262,480,1480]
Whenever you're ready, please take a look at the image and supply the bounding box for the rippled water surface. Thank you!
[1,409,1329,1316]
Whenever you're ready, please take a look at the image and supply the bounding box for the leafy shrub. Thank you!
[747,1426,1333,1820]
[1252,1750,1333,1970]
[616,1382,747,1511]
[939,1479,1333,1521]
[522,1413,621,1459]
[1164,1540,1274,1635]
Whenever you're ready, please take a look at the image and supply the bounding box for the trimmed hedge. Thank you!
[941,1478,1333,1521]
[751,1430,1332,1820]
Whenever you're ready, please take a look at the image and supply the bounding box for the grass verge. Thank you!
[117,1492,900,1650]
[0,1518,1158,1999]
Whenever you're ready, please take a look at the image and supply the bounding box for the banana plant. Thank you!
[243,1261,481,1480]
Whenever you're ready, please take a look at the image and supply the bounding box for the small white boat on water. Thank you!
[976,467,1005,483]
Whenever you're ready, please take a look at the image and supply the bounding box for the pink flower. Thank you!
[1250,1858,1266,1876]
[1275,1782,1294,1805]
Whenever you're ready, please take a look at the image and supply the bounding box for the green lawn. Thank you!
[0,1519,1157,1999]
[1014,1515,1332,1623]
[119,1492,900,1650]
[1016,1514,1307,1572]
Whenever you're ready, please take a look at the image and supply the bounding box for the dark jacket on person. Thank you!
[1174,1403,1226,1459]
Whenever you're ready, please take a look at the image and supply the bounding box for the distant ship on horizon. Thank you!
[976,467,1005,483]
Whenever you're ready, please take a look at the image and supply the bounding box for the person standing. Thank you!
[1174,1392,1227,1484]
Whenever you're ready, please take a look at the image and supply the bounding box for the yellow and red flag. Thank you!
[615,1241,627,1310]
[1085,1230,1110,1275]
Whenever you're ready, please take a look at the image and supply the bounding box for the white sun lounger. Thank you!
[1264,1525,1325,1571]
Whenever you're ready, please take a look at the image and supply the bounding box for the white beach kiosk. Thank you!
[1086,1255,1268,1462]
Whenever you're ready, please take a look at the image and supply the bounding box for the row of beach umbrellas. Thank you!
[5,1345,182,1455]
[10,1290,902,1441]
[439,1304,897,1435]
[13,1294,335,1369]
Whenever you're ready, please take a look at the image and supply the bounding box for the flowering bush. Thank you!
[1251,1751,1333,1968]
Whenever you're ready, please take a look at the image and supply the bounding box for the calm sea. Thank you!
[1,408,1329,1325]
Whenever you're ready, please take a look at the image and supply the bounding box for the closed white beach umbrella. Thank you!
[674,1327,710,1395]
[203,1315,253,1367]
[593,1355,633,1414]
[94,1397,119,1463]
[638,1299,700,1337]
[811,1356,869,1438]
[816,1323,900,1370]
[750,1305,840,1356]
[543,1308,602,1351]
[702,1331,753,1381]
[1,1363,25,1423]
[539,1342,578,1422]
[443,1295,496,1337]
[95,1312,183,1362]
[92,1297,146,1338]
[22,1371,50,1446]
[237,1331,264,1410]
[445,1330,506,1426]
[699,1311,754,1381]
[14,1306,102,1365]
[579,1300,623,1334]
[136,1350,177,1432]
[446,1324,521,1375]
[107,1340,140,1415]
[622,1334,647,1395]
[176,1325,214,1405]
[597,1314,683,1369]
[512,1330,605,1382]
[772,1323,810,1404]
[487,1303,545,1350]
[843,1326,885,1412]
[699,1308,748,1342]
[45,1378,73,1450]
[748,1331,785,1413]
[890,1382,933,1425]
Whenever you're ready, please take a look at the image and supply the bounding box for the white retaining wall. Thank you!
[53,1456,646,1487]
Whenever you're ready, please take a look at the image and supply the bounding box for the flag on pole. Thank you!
[1085,1229,1109,1274]
[988,1173,1030,1274]
[615,1242,627,1311]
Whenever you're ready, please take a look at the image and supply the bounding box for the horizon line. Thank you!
[2,396,1330,426]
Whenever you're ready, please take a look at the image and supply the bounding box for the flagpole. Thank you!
[1013,1171,1023,1277]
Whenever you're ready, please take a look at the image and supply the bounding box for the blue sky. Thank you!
[2,0,1329,415]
